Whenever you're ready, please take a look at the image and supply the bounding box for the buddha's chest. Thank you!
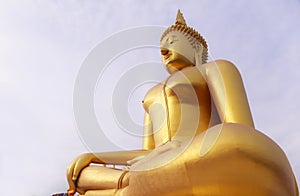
[142,69,211,145]
[142,69,209,112]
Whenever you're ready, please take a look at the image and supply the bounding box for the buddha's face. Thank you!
[160,31,195,74]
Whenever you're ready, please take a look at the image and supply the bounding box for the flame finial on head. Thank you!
[175,9,187,26]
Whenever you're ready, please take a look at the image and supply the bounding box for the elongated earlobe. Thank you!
[194,44,203,66]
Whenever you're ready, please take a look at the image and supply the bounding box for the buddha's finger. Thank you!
[66,158,77,181]
[67,188,76,196]
[66,167,76,194]
[127,155,145,165]
[72,158,88,180]
[72,162,80,181]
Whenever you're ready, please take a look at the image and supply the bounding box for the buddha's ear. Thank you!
[194,43,203,67]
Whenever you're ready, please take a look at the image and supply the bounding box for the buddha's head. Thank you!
[160,10,208,74]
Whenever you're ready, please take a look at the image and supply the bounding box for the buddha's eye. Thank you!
[169,39,178,45]
[168,35,178,45]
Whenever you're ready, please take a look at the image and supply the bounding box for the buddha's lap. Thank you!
[77,123,297,195]
[125,123,297,195]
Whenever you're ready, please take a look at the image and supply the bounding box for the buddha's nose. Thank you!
[160,49,169,55]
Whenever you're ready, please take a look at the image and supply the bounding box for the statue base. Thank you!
[52,193,68,196]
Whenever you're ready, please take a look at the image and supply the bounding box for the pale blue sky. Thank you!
[0,0,299,195]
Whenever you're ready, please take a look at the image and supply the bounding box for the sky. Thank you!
[0,0,300,195]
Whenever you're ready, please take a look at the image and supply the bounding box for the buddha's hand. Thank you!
[129,141,182,170]
[123,155,146,171]
[66,153,95,194]
[127,155,146,165]
[157,140,181,154]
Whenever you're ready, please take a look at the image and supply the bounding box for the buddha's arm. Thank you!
[142,112,155,150]
[127,113,155,166]
[67,148,150,194]
[67,150,149,194]
[67,111,155,194]
[200,60,254,128]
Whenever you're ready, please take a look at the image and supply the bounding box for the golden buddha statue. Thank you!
[66,10,298,196]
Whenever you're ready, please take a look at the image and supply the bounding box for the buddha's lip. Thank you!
[165,60,173,66]
[164,54,171,60]
[164,56,173,64]
[166,60,174,64]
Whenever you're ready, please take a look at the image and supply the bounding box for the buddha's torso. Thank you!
[143,66,218,147]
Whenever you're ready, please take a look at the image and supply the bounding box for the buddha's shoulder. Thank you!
[196,59,241,75]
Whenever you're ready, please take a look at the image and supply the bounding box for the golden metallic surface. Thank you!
[66,10,298,196]
[161,10,208,63]
[124,123,298,196]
